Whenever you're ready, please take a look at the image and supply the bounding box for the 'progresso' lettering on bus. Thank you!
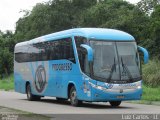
[52,63,72,71]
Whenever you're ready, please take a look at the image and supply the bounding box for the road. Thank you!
[0,91,160,120]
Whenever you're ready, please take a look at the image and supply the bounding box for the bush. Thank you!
[0,74,14,91]
[142,59,160,87]
[0,48,13,75]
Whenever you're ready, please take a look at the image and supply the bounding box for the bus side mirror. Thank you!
[138,46,149,64]
[80,44,93,62]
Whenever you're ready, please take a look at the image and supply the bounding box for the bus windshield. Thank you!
[90,40,141,83]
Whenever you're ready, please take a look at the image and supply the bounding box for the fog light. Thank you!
[97,86,103,90]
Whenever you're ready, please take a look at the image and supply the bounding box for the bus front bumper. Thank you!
[90,84,142,102]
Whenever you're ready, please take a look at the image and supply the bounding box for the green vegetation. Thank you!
[143,59,160,87]
[0,74,14,91]
[142,85,160,101]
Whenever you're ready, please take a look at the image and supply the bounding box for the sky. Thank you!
[0,0,140,32]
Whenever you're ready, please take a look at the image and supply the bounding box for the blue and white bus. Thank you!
[14,28,149,107]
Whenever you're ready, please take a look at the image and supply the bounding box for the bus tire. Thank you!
[69,86,82,106]
[26,84,41,101]
[109,101,121,107]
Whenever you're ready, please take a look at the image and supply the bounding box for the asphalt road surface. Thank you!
[0,91,160,120]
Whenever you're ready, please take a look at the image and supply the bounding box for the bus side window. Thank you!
[46,41,51,60]
[59,38,76,63]
[50,41,55,60]
[15,45,29,63]
[54,41,60,60]
[65,38,75,63]
[75,36,89,75]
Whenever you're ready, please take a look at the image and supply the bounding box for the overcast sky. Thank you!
[0,0,140,32]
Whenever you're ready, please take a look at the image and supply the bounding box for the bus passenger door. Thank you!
[51,63,63,97]
[55,74,63,97]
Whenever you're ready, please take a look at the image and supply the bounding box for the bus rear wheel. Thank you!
[26,84,41,101]
[109,101,121,107]
[69,86,82,106]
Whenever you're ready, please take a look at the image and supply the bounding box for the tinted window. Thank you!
[15,45,29,62]
[15,52,29,62]
[75,36,89,74]
[75,36,87,49]
[15,37,76,63]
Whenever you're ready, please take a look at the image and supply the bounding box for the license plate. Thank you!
[117,95,125,99]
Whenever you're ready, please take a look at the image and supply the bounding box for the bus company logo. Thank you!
[119,83,136,88]
[35,65,46,93]
[105,83,114,89]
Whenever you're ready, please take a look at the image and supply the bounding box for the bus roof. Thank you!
[15,28,135,47]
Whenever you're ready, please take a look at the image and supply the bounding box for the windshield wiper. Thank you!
[108,57,116,82]
[121,57,133,82]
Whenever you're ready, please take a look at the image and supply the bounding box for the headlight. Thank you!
[89,82,105,90]
[97,85,104,90]
[137,85,142,89]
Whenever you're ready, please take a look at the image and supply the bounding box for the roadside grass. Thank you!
[142,85,160,101]
[0,74,14,91]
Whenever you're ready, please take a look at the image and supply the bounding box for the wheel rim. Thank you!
[70,90,77,104]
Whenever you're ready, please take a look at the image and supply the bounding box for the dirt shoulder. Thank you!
[0,106,51,120]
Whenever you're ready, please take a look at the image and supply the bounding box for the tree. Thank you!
[14,0,97,41]
[15,3,52,41]
[80,0,149,44]
[137,0,160,15]
[0,31,14,76]
[146,5,160,57]
[0,48,13,76]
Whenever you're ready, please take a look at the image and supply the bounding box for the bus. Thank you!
[14,28,149,107]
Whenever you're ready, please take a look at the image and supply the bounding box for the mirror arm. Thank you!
[138,46,149,64]
[80,44,93,61]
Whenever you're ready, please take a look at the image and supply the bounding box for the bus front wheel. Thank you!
[26,84,41,101]
[69,86,82,106]
[109,101,121,107]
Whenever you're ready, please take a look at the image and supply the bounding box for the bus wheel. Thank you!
[69,86,82,106]
[109,101,121,107]
[26,84,40,101]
